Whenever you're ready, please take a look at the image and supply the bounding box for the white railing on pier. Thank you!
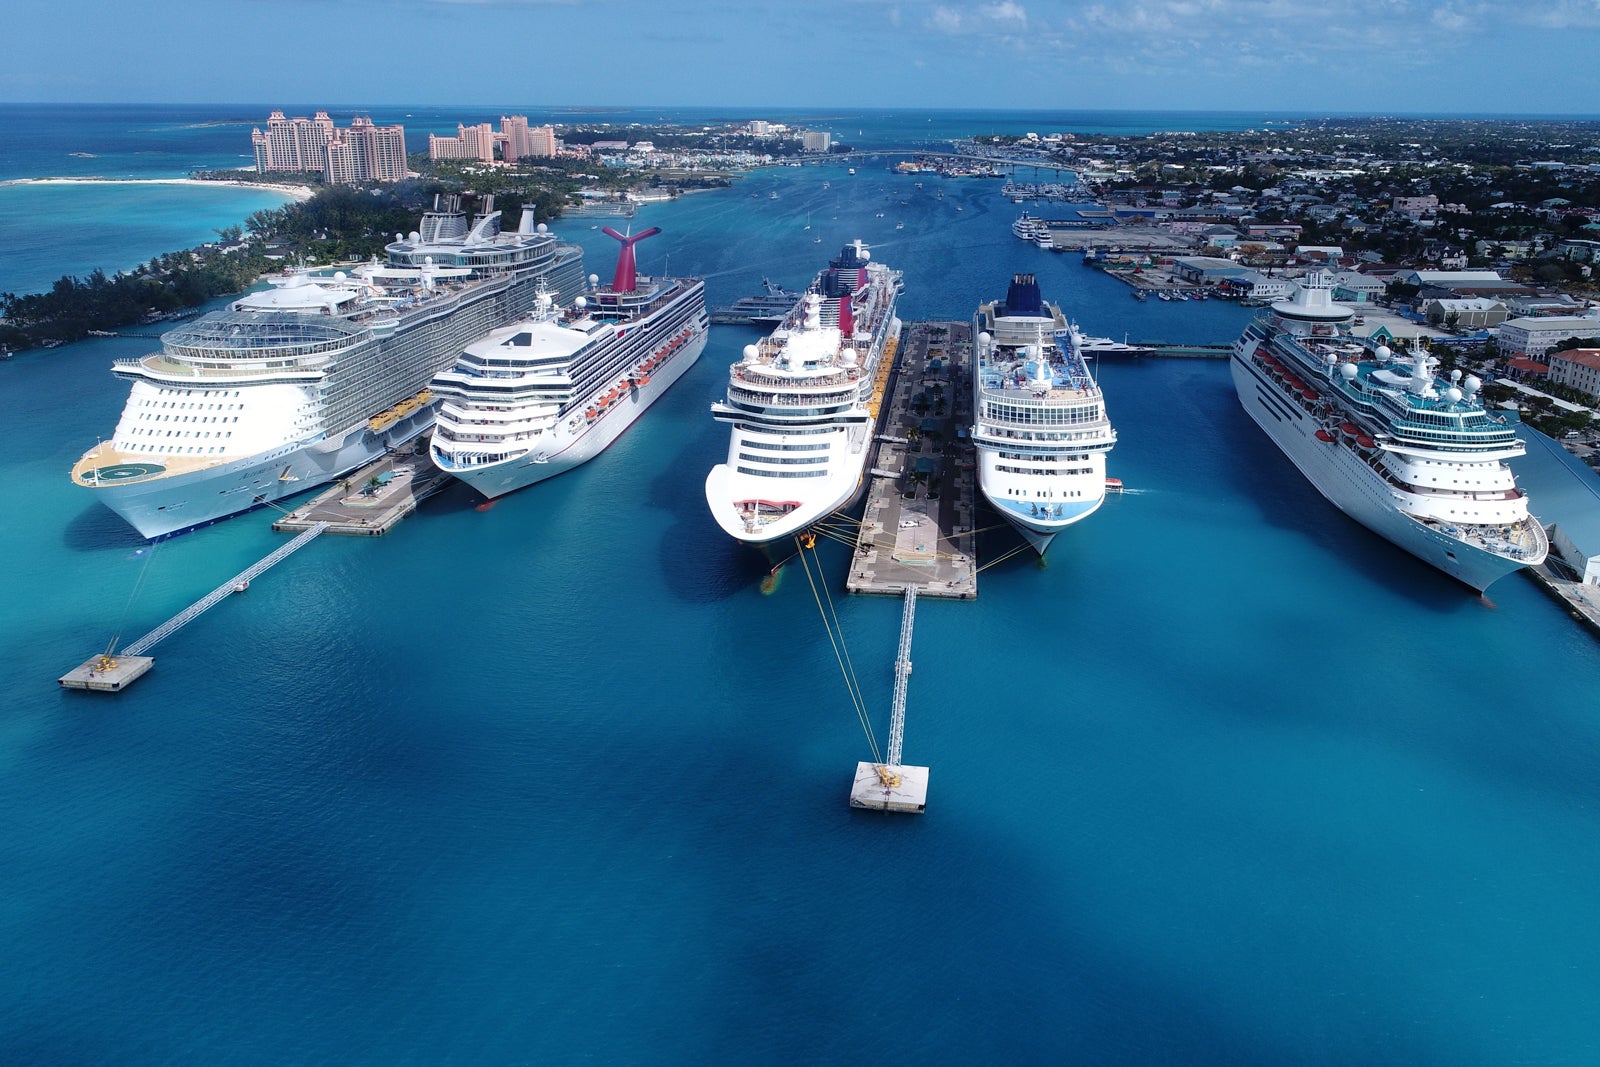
[887,586,916,768]
[121,522,329,657]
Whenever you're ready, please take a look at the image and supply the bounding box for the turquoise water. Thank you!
[4,117,1600,1064]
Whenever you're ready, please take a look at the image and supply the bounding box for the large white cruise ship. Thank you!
[704,240,902,546]
[1231,271,1547,592]
[71,195,585,539]
[427,226,707,499]
[971,274,1117,555]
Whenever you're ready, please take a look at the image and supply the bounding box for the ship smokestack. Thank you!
[601,225,662,293]
[838,293,854,337]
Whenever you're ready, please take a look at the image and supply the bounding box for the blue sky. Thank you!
[7,0,1600,114]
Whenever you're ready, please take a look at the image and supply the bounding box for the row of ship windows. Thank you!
[996,465,1093,477]
[735,424,836,437]
[143,400,246,412]
[124,443,231,455]
[997,451,1089,463]
[737,453,827,466]
[153,388,245,398]
[741,440,829,452]
[137,415,242,425]
[129,429,234,439]
[999,486,1090,498]
[986,405,1102,425]
[734,466,826,479]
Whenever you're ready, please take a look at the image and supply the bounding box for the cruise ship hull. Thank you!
[703,429,873,547]
[1231,350,1527,593]
[444,332,707,500]
[80,405,435,541]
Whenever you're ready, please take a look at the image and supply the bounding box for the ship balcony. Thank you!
[732,365,860,391]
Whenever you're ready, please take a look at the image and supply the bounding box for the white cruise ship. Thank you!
[971,274,1117,555]
[704,240,902,546]
[1231,271,1547,592]
[72,195,585,539]
[428,226,707,499]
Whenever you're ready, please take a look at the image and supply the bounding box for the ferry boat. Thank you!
[971,274,1117,555]
[704,240,902,546]
[72,195,585,540]
[1231,271,1547,592]
[707,278,802,326]
[428,227,707,500]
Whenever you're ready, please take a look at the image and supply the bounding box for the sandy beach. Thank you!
[0,175,314,201]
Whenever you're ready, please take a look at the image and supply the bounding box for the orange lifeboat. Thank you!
[634,374,651,386]
[585,407,598,420]
[1315,428,1335,443]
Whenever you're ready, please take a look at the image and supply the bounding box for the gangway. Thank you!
[59,522,330,691]
[850,586,930,813]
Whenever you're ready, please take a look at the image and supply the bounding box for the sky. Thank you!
[7,0,1600,115]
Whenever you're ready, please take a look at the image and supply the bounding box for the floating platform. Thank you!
[273,443,450,536]
[849,762,929,814]
[59,654,153,692]
[847,321,978,599]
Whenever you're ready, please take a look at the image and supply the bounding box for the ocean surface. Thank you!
[4,106,1600,1065]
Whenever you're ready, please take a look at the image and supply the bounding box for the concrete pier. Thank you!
[59,654,154,692]
[273,440,451,536]
[849,762,929,813]
[847,321,978,598]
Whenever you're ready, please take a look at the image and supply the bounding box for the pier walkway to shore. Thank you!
[847,321,978,599]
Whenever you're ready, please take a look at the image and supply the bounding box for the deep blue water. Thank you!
[4,110,1600,1064]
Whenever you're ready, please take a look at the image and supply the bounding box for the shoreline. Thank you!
[0,175,313,201]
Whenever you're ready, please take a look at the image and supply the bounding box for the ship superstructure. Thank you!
[428,226,707,499]
[72,195,585,539]
[1231,270,1547,591]
[704,240,902,545]
[971,274,1117,555]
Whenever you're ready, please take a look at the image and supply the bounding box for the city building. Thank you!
[1547,349,1600,401]
[802,131,832,153]
[1421,297,1509,330]
[1498,315,1600,358]
[499,115,557,161]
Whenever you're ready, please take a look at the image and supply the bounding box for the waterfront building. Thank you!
[429,122,496,163]
[252,110,406,184]
[1498,315,1600,358]
[251,110,335,174]
[802,131,832,153]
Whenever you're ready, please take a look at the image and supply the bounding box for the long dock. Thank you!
[847,321,978,598]
[59,521,330,692]
[273,443,451,536]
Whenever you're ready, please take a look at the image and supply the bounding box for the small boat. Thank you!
[233,581,249,594]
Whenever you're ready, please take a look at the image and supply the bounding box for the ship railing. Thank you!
[117,354,329,380]
[733,366,858,390]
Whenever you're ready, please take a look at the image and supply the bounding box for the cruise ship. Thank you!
[72,195,585,539]
[704,240,902,546]
[427,227,707,499]
[971,274,1117,555]
[1231,271,1547,592]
